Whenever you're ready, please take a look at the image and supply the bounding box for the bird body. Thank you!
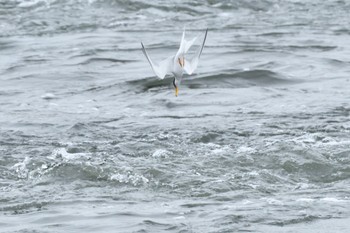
[141,29,208,96]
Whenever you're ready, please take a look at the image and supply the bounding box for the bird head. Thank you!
[173,77,180,97]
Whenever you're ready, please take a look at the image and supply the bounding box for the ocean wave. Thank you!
[3,0,349,36]
[127,69,297,93]
[78,57,135,66]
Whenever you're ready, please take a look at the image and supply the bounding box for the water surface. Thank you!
[1,0,350,232]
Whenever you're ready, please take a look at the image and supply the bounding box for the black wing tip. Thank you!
[198,28,208,58]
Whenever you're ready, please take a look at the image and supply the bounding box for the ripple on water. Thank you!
[126,69,298,93]
[1,0,350,232]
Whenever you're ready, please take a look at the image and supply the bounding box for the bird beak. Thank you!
[175,86,179,97]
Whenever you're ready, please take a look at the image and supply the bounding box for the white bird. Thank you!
[141,29,208,96]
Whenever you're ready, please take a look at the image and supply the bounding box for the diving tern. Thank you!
[141,29,208,96]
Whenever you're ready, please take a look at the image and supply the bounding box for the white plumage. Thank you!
[141,29,208,96]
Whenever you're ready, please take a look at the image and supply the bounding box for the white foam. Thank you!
[18,0,45,8]
[49,148,88,161]
[11,156,30,179]
[296,198,315,203]
[110,172,149,186]
[237,145,256,153]
[211,145,232,155]
[41,93,56,100]
[152,149,171,158]
[320,197,345,203]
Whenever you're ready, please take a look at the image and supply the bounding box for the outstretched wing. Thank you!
[176,29,198,58]
[184,29,208,75]
[184,36,197,53]
[141,42,174,79]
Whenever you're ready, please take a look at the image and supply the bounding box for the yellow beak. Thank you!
[175,86,179,97]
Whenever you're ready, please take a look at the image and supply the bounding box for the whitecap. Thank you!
[320,197,345,203]
[110,172,149,186]
[41,93,56,100]
[11,156,31,179]
[152,149,171,158]
[237,145,256,153]
[49,148,88,161]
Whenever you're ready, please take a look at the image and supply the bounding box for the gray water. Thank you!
[1,0,350,232]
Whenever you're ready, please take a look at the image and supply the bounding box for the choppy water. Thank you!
[1,0,350,232]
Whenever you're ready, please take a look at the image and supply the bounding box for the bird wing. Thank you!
[184,29,208,75]
[184,36,197,53]
[176,29,198,57]
[141,42,174,79]
[175,30,186,58]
